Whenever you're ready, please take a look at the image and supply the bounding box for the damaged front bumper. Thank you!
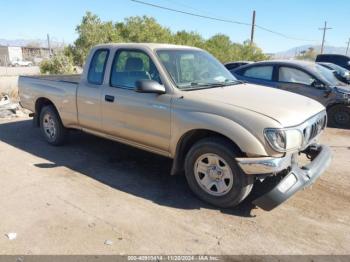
[236,144,332,211]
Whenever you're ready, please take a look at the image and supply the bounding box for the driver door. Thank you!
[101,49,171,153]
[276,66,329,105]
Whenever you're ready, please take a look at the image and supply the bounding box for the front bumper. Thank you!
[236,144,332,211]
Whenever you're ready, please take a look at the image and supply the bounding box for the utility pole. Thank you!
[250,10,256,45]
[346,38,350,56]
[47,34,52,57]
[319,21,332,54]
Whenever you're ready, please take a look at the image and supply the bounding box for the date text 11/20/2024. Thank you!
[127,255,219,261]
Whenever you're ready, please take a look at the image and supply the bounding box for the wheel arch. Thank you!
[170,129,245,175]
[34,97,59,127]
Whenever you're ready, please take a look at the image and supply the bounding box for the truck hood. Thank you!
[186,83,325,127]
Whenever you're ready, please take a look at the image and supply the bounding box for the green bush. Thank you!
[40,51,75,74]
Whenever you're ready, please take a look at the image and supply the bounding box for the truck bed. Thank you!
[18,74,81,127]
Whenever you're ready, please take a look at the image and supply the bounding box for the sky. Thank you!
[1,0,349,53]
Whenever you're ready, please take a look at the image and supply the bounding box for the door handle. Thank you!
[105,95,115,103]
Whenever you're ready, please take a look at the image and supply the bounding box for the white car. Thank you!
[11,60,33,67]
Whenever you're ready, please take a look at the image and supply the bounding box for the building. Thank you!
[0,46,51,66]
[0,46,22,66]
[22,46,51,63]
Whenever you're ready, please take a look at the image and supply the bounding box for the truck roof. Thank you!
[93,43,201,51]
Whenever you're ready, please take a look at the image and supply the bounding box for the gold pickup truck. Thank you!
[19,43,332,211]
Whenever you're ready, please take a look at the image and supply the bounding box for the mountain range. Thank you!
[0,38,64,48]
[274,45,348,58]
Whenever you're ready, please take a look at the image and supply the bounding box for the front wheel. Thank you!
[39,105,67,146]
[184,137,253,208]
[328,105,350,129]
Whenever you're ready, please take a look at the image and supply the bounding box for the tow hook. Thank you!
[303,144,320,160]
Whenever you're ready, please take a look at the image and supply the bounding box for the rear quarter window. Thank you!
[88,49,109,85]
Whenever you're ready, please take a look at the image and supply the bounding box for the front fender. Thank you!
[170,111,269,157]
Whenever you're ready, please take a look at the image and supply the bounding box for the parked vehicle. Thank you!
[316,54,350,70]
[318,62,350,84]
[232,60,350,128]
[224,61,253,71]
[11,59,33,67]
[19,44,331,211]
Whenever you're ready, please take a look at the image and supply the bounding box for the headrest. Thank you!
[125,57,144,71]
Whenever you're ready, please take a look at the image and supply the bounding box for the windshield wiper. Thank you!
[180,79,244,91]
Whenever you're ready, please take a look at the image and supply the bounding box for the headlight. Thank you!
[264,128,303,152]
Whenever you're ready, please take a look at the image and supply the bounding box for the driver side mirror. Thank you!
[311,80,326,89]
[135,80,166,94]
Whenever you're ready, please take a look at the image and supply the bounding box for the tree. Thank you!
[117,16,172,43]
[52,12,269,72]
[71,12,123,65]
[202,37,268,63]
[235,40,269,61]
[172,31,205,48]
[203,34,241,62]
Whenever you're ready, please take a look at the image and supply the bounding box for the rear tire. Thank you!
[184,137,254,208]
[327,105,350,129]
[39,105,67,146]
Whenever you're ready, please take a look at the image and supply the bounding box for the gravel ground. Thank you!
[0,116,349,255]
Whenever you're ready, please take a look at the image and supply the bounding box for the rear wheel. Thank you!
[39,105,67,146]
[328,105,350,129]
[184,137,253,208]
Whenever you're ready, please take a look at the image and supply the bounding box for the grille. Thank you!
[302,114,327,146]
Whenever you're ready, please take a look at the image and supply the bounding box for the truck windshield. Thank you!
[156,49,238,90]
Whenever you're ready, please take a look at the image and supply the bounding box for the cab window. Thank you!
[243,66,273,81]
[279,67,315,85]
[110,50,161,89]
[88,49,109,85]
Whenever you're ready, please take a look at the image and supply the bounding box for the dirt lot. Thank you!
[0,66,40,77]
[0,116,349,255]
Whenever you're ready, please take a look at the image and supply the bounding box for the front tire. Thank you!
[39,105,67,146]
[328,105,350,129]
[184,137,253,208]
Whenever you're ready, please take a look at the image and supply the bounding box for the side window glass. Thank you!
[243,66,273,81]
[88,49,109,85]
[279,67,315,85]
[110,50,161,89]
